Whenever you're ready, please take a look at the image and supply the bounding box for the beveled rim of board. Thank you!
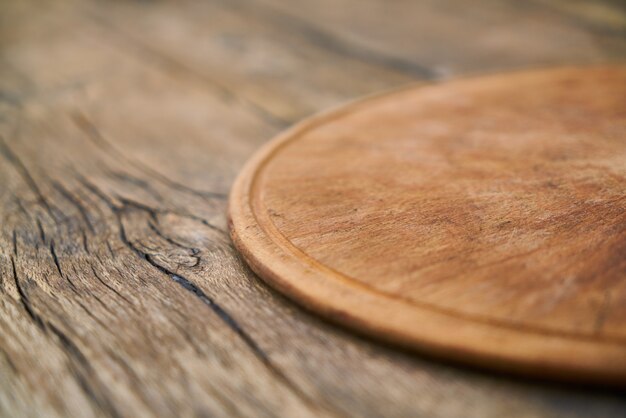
[228,66,626,385]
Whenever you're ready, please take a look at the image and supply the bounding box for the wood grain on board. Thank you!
[229,66,626,384]
[1,0,626,417]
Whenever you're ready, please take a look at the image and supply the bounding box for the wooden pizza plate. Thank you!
[229,66,626,385]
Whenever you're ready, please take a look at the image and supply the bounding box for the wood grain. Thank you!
[1,0,626,417]
[229,66,626,384]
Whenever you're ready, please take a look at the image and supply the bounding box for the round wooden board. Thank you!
[229,66,626,384]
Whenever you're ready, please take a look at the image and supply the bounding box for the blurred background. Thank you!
[2,0,623,192]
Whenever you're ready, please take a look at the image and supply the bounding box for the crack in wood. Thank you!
[10,256,46,331]
[12,229,18,256]
[88,264,135,309]
[74,176,301,386]
[49,240,83,294]
[81,228,90,254]
[36,218,46,243]
[0,136,56,220]
[52,180,97,233]
[144,256,333,416]
[102,192,336,416]
[49,241,65,279]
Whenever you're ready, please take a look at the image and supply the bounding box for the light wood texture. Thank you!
[1,0,626,417]
[229,66,626,384]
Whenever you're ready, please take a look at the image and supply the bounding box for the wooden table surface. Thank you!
[1,1,625,417]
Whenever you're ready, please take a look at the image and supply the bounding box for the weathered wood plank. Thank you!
[1,0,625,417]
